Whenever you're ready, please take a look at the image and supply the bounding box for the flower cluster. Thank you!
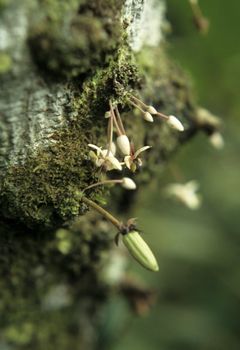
[81,95,187,271]
[88,144,122,171]
[129,95,184,131]
[82,94,222,271]
[88,96,184,179]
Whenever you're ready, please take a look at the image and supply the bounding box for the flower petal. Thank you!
[185,180,199,192]
[95,159,105,167]
[183,192,201,210]
[88,144,102,156]
[124,155,132,169]
[134,146,151,158]
[102,149,114,158]
[106,155,122,171]
[209,132,224,149]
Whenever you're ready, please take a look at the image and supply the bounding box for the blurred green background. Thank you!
[107,1,240,349]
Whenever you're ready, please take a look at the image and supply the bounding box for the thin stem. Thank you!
[189,0,209,35]
[189,0,203,20]
[83,179,123,192]
[129,100,146,114]
[82,196,122,230]
[115,105,126,135]
[109,101,122,136]
[156,111,169,120]
[129,95,149,110]
[106,112,113,156]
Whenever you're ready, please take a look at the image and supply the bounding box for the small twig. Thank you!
[82,196,122,230]
[83,179,123,192]
[189,0,202,19]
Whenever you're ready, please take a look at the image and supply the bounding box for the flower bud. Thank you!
[116,135,131,155]
[167,115,184,132]
[121,177,137,190]
[143,112,154,122]
[122,231,159,272]
[109,141,116,155]
[147,105,158,115]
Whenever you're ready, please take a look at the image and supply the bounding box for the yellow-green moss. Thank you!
[0,52,12,74]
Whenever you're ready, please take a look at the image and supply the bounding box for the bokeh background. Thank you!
[104,1,240,349]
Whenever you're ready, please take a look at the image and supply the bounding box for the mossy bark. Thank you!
[0,1,205,349]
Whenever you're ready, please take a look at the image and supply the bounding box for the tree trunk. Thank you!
[0,1,207,349]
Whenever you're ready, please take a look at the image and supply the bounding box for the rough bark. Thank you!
[0,1,215,349]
